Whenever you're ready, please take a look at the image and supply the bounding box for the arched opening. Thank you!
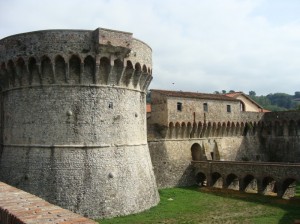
[133,63,141,88]
[191,143,203,161]
[99,57,110,85]
[139,64,148,88]
[122,60,133,87]
[262,176,277,196]
[28,57,40,85]
[175,122,181,139]
[69,55,81,84]
[196,172,207,187]
[181,122,186,139]
[16,57,27,86]
[240,101,245,111]
[0,63,9,89]
[41,56,54,84]
[55,55,66,83]
[226,173,239,190]
[168,122,174,139]
[7,60,16,88]
[109,58,123,85]
[281,178,297,199]
[212,172,223,188]
[243,175,257,193]
[83,55,95,84]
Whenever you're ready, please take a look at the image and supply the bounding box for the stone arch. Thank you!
[226,121,231,136]
[242,174,257,193]
[211,172,223,188]
[191,143,205,161]
[206,122,212,137]
[197,122,203,138]
[109,58,123,85]
[195,172,207,187]
[133,63,142,88]
[226,173,239,190]
[240,100,245,111]
[175,122,181,139]
[240,122,245,136]
[186,122,192,138]
[16,57,27,86]
[181,122,186,139]
[0,62,9,89]
[69,55,81,84]
[28,57,40,85]
[215,122,222,137]
[274,120,283,136]
[83,55,95,84]
[230,122,235,136]
[190,122,197,138]
[221,122,226,137]
[281,178,297,199]
[168,122,174,139]
[99,57,110,85]
[212,141,220,160]
[235,122,240,136]
[41,56,54,84]
[289,120,297,136]
[262,176,277,196]
[122,60,134,87]
[7,60,16,88]
[55,55,66,84]
[139,64,148,88]
[211,122,217,137]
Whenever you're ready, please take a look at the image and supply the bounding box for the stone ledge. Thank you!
[0,182,97,224]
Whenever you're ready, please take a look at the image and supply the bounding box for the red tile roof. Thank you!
[146,104,151,113]
[151,89,239,101]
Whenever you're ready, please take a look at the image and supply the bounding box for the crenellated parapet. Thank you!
[0,28,152,92]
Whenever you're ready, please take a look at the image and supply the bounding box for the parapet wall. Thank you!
[0,28,152,92]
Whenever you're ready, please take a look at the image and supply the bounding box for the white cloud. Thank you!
[1,0,300,95]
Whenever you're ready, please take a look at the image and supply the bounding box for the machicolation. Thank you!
[0,28,159,219]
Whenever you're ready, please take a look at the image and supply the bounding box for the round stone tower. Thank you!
[0,28,159,218]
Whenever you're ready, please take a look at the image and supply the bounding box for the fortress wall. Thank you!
[149,136,262,189]
[0,28,159,219]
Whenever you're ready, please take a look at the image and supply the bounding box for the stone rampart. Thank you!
[0,28,159,219]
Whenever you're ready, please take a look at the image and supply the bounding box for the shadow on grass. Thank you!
[196,185,300,224]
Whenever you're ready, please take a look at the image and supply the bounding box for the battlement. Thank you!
[0,28,152,92]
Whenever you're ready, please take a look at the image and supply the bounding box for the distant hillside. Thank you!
[214,90,300,112]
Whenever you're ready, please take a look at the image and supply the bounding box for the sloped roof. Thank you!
[225,92,264,109]
[151,89,239,101]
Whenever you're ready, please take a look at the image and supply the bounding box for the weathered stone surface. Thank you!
[0,28,159,219]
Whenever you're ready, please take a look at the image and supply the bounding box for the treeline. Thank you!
[215,90,300,111]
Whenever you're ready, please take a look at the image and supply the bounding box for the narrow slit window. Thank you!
[109,102,113,109]
[177,102,182,111]
[227,105,231,113]
[203,103,208,112]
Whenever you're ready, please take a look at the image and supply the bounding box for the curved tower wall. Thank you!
[0,28,159,218]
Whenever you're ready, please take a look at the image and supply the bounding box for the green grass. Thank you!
[97,186,300,224]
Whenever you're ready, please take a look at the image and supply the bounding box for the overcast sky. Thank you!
[1,0,300,95]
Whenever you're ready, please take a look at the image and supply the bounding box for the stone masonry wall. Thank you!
[0,28,159,219]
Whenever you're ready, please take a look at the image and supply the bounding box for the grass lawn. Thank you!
[98,185,300,224]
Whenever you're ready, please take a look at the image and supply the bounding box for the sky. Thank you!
[1,0,300,96]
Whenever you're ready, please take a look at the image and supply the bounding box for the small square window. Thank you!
[177,102,182,111]
[227,105,231,112]
[109,102,113,109]
[203,103,208,112]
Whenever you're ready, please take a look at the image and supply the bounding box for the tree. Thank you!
[222,90,226,94]
[249,91,256,97]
